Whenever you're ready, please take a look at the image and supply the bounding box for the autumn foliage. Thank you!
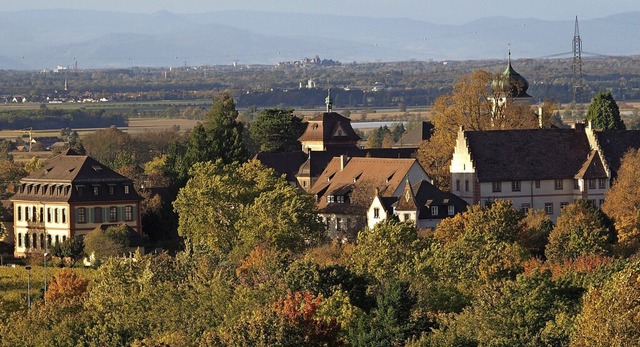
[44,269,89,303]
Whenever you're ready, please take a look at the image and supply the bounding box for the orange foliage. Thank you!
[523,255,614,280]
[44,269,89,303]
[272,291,341,345]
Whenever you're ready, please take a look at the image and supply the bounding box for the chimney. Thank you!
[573,122,585,132]
[538,106,543,128]
[340,155,347,171]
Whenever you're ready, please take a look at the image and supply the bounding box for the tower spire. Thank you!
[325,88,333,112]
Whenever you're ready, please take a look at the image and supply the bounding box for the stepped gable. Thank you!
[465,128,591,182]
[594,130,640,177]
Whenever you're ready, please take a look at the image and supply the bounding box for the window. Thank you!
[327,195,335,203]
[17,206,21,221]
[109,207,118,222]
[598,178,607,189]
[589,199,597,207]
[18,233,22,247]
[456,179,461,191]
[54,208,59,223]
[561,202,568,210]
[124,185,130,194]
[554,180,563,190]
[544,203,553,215]
[336,195,345,203]
[588,179,596,190]
[25,233,30,248]
[465,180,469,192]
[39,207,44,222]
[336,218,342,231]
[62,208,66,223]
[125,206,133,221]
[521,203,530,213]
[47,235,52,248]
[78,208,86,223]
[39,234,43,249]
[55,235,59,245]
[448,205,455,216]
[404,213,410,221]
[47,208,51,223]
[303,181,307,187]
[62,236,67,242]
[599,199,605,207]
[93,186,99,196]
[373,208,380,219]
[492,181,502,193]
[535,180,540,188]
[109,186,114,195]
[94,207,103,223]
[511,181,521,192]
[431,206,439,215]
[574,179,580,190]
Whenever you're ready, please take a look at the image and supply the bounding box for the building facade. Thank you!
[11,150,142,257]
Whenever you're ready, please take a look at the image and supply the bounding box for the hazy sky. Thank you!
[5,0,640,24]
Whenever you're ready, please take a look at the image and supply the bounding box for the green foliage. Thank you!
[81,126,137,170]
[83,224,130,261]
[249,108,305,152]
[174,159,319,256]
[52,236,85,266]
[545,200,613,263]
[586,90,625,130]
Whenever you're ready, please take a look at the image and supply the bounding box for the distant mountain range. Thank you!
[1,9,639,70]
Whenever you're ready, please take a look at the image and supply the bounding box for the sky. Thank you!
[4,0,640,25]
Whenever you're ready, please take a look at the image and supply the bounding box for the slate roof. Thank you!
[595,130,640,177]
[394,121,434,148]
[254,151,308,182]
[395,180,468,219]
[465,128,591,182]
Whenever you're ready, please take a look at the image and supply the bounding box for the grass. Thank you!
[0,264,95,314]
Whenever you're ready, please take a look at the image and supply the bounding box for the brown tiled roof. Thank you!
[595,130,640,177]
[465,128,591,182]
[298,112,360,145]
[312,157,418,212]
[394,121,434,148]
[575,150,607,179]
[395,180,418,211]
[12,152,141,203]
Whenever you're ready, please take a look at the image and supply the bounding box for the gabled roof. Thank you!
[394,180,468,219]
[575,150,608,179]
[395,180,418,211]
[298,112,360,144]
[594,130,640,177]
[394,121,434,148]
[464,128,591,182]
[312,157,420,212]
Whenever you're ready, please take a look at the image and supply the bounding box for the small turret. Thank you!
[325,88,333,112]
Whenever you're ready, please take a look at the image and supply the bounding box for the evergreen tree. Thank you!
[250,108,305,153]
[586,91,626,130]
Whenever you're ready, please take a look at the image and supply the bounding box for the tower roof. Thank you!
[492,50,531,99]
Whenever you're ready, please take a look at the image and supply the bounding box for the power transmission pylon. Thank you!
[572,16,585,102]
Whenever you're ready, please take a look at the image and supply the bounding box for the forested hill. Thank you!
[0,9,639,69]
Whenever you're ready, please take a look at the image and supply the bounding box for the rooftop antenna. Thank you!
[572,16,585,102]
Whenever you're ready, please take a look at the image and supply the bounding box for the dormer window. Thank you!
[336,195,345,203]
[124,185,130,194]
[109,186,115,195]
[327,195,335,203]
[431,206,439,216]
[93,186,99,196]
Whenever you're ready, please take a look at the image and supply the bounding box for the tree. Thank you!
[602,149,640,255]
[586,90,625,130]
[84,224,130,261]
[250,108,306,153]
[417,70,538,190]
[545,200,613,263]
[173,160,291,255]
[570,258,640,346]
[44,269,89,303]
[518,209,554,258]
[52,236,84,266]
[81,126,138,170]
[201,91,248,164]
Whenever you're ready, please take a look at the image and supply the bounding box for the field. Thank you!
[0,264,95,316]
